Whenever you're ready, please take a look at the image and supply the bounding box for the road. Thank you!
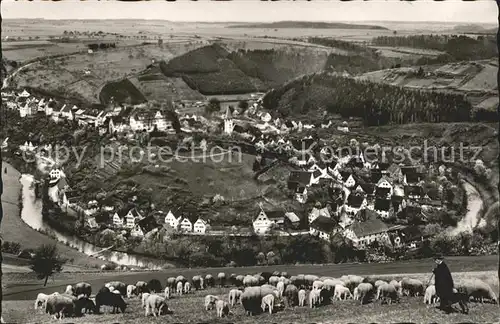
[449,180,484,236]
[3,254,498,301]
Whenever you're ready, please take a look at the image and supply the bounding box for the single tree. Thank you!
[205,98,221,114]
[29,244,67,286]
[238,100,249,112]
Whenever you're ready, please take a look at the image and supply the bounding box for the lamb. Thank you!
[204,295,219,311]
[144,294,170,317]
[354,283,374,304]
[64,285,74,295]
[127,285,137,298]
[374,280,388,290]
[424,285,438,304]
[141,293,151,308]
[334,285,353,301]
[376,283,400,304]
[176,281,183,296]
[389,280,402,295]
[228,289,242,306]
[312,280,324,290]
[184,282,191,294]
[261,294,275,314]
[308,289,322,308]
[298,289,306,307]
[276,281,285,298]
[215,300,230,318]
[35,292,59,310]
[164,287,171,300]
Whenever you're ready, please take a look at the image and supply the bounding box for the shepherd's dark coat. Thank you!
[433,261,454,299]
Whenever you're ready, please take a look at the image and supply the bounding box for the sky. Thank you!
[1,0,497,23]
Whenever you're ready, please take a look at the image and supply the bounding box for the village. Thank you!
[3,88,465,256]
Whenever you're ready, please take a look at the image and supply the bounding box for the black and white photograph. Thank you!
[0,0,499,322]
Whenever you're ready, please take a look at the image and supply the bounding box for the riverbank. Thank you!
[1,162,106,269]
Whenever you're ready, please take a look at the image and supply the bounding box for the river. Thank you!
[449,181,484,236]
[19,173,162,269]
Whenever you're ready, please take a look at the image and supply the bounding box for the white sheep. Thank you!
[215,300,230,318]
[204,295,219,311]
[228,289,242,306]
[35,292,59,310]
[261,294,275,314]
[176,281,183,296]
[164,287,171,300]
[354,283,373,304]
[141,293,151,308]
[184,282,191,294]
[334,285,353,300]
[298,289,306,306]
[424,285,438,304]
[308,289,321,308]
[456,279,498,304]
[376,283,400,304]
[276,281,285,298]
[127,285,137,298]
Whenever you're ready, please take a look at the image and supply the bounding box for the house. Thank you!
[344,192,367,216]
[19,89,30,98]
[387,164,403,183]
[108,116,128,134]
[60,105,73,120]
[288,171,314,190]
[357,182,375,196]
[337,121,349,132]
[402,166,422,185]
[261,112,272,123]
[344,218,390,247]
[125,208,142,229]
[179,218,193,232]
[49,168,63,180]
[389,225,427,249]
[374,198,392,219]
[164,210,180,229]
[193,218,209,234]
[19,103,29,118]
[45,100,55,116]
[81,109,105,127]
[308,206,331,224]
[129,109,173,132]
[341,173,357,188]
[405,185,424,199]
[223,106,234,135]
[391,195,406,213]
[375,176,393,198]
[310,216,338,241]
[253,209,285,234]
[86,217,98,229]
[112,211,125,227]
[130,224,144,237]
[354,208,379,223]
[137,216,159,235]
[295,186,308,204]
[284,212,301,229]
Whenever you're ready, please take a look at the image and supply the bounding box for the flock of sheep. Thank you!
[33,271,498,320]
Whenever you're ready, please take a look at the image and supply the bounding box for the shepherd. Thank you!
[432,253,454,313]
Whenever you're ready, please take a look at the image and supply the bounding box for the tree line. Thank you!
[262,73,472,125]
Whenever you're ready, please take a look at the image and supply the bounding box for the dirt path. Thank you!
[449,181,484,236]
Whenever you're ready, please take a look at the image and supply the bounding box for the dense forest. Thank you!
[372,34,497,63]
[263,73,472,125]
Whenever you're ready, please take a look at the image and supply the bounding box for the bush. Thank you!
[2,241,22,255]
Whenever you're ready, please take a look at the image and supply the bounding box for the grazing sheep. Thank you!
[277,281,285,298]
[45,294,80,320]
[136,281,149,294]
[164,287,171,299]
[261,294,275,314]
[308,289,321,308]
[184,282,191,294]
[175,275,186,286]
[424,285,438,304]
[192,275,203,290]
[74,282,92,297]
[105,281,127,296]
[323,279,344,292]
[312,280,324,290]
[269,276,280,286]
[343,275,364,292]
[298,289,306,307]
[176,281,183,296]
[204,295,219,311]
[95,290,127,314]
[205,274,215,288]
[389,280,402,295]
[215,300,230,318]
[456,279,498,304]
[374,280,388,290]
[228,289,242,306]
[145,294,170,317]
[334,285,353,301]
[284,284,299,307]
[35,292,59,310]
[217,272,226,287]
[147,279,163,294]
[141,293,151,308]
[304,275,320,289]
[234,275,245,287]
[166,277,176,289]
[401,278,425,297]
[243,275,258,287]
[355,283,374,304]
[241,286,276,315]
[376,283,400,304]
[127,285,137,299]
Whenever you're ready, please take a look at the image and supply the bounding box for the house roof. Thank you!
[137,216,159,233]
[310,207,331,219]
[404,185,423,196]
[347,193,365,208]
[263,210,286,221]
[358,182,375,195]
[348,219,388,238]
[387,164,401,174]
[405,172,421,184]
[354,208,378,222]
[375,186,391,198]
[310,216,337,233]
[340,171,351,182]
[60,105,71,113]
[285,212,300,223]
[374,198,391,211]
[128,208,142,218]
[312,169,322,178]
[376,176,392,186]
[288,171,312,185]
[371,171,383,183]
[401,166,418,175]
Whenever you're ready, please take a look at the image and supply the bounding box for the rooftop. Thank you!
[348,218,389,238]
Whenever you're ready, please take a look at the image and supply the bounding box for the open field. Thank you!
[0,163,106,269]
[2,260,499,323]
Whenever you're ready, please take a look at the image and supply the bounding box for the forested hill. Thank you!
[262,72,472,125]
[227,21,388,30]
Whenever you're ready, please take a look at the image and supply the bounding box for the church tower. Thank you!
[223,106,234,135]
